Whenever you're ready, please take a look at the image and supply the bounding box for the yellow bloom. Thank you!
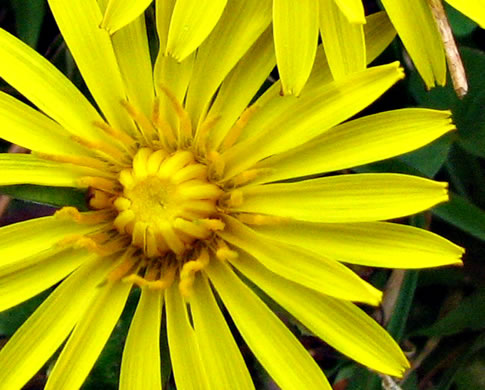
[0,1,463,390]
[100,0,485,94]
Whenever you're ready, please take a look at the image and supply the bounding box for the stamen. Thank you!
[179,248,210,297]
[90,189,114,209]
[157,150,194,179]
[214,240,238,261]
[207,150,225,181]
[132,221,148,248]
[55,207,114,224]
[159,85,192,147]
[228,168,271,187]
[153,107,178,150]
[158,222,186,255]
[151,265,176,289]
[93,121,137,157]
[177,181,223,200]
[236,213,288,225]
[147,149,168,175]
[200,218,225,231]
[106,247,140,283]
[113,196,131,212]
[194,115,220,157]
[220,190,243,208]
[132,148,152,179]
[78,176,119,193]
[71,134,128,165]
[119,169,135,190]
[58,233,129,256]
[171,164,208,184]
[173,218,211,239]
[121,100,158,146]
[220,105,259,151]
[113,209,136,233]
[33,152,110,172]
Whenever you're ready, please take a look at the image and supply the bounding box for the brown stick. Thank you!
[428,0,468,98]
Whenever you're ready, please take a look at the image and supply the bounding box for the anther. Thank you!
[78,176,119,193]
[33,152,109,172]
[55,207,113,224]
[159,85,192,147]
[220,105,259,151]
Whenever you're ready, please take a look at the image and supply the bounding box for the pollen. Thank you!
[113,148,223,258]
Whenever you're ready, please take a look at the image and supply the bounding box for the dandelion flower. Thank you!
[0,1,464,389]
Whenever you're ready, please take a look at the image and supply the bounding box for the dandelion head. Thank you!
[0,1,466,389]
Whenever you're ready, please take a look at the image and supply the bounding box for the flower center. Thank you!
[113,148,224,258]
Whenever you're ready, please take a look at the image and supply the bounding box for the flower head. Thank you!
[0,1,464,389]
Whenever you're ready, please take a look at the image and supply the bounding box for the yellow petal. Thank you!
[185,0,272,126]
[167,0,227,61]
[254,109,455,183]
[0,215,100,270]
[154,0,194,124]
[250,11,396,115]
[381,0,446,87]
[230,251,410,377]
[206,258,332,390]
[273,0,319,95]
[108,7,155,118]
[46,280,132,390]
[334,0,366,23]
[219,216,382,305]
[446,0,485,28]
[319,0,366,79]
[0,91,91,157]
[165,283,209,390]
[120,288,163,390]
[101,0,153,34]
[364,11,397,63]
[233,173,449,222]
[205,28,275,151]
[155,0,175,52]
[48,0,137,134]
[0,154,107,187]
[191,274,254,390]
[0,255,113,390]
[0,248,92,312]
[253,221,464,268]
[0,28,105,143]
[222,62,404,180]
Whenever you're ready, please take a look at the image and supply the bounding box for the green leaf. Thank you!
[398,133,453,177]
[10,0,46,48]
[432,193,485,242]
[454,351,485,390]
[386,270,419,342]
[409,47,485,159]
[81,289,140,390]
[445,3,478,37]
[0,290,50,337]
[435,333,485,390]
[354,134,452,178]
[418,288,485,336]
[0,185,88,211]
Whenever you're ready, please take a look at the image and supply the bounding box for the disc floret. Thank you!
[113,148,224,258]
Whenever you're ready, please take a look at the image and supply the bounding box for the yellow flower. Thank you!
[0,1,463,390]
[99,0,485,95]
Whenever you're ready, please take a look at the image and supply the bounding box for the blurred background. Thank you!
[0,1,484,389]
